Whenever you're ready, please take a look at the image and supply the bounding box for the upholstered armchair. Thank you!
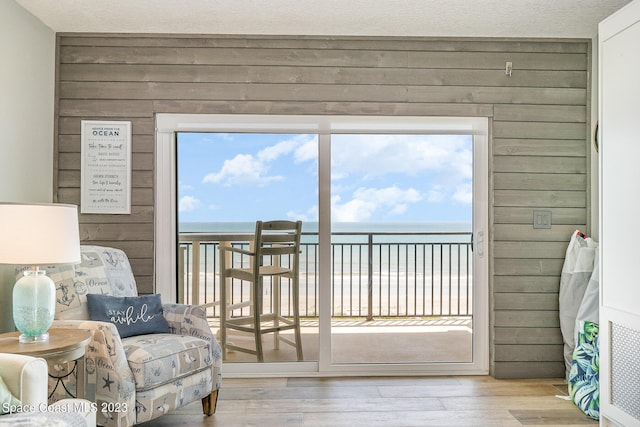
[0,353,96,426]
[40,245,222,427]
[0,353,48,408]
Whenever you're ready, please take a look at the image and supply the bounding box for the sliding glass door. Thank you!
[176,132,320,363]
[329,134,474,365]
[157,114,489,376]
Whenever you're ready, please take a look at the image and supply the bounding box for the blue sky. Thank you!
[177,132,472,225]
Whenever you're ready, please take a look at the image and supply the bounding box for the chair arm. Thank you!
[162,304,222,390]
[219,245,254,256]
[51,320,136,427]
[0,353,48,407]
[162,303,213,339]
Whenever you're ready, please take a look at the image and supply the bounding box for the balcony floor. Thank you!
[211,316,473,364]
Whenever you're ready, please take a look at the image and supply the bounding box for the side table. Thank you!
[0,328,91,399]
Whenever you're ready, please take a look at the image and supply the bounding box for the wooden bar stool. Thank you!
[219,220,303,362]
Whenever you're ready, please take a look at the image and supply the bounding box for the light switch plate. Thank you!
[533,210,552,229]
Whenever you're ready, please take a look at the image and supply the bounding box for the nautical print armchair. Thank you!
[40,245,222,427]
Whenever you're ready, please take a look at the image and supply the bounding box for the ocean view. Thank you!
[180,221,472,232]
[178,221,473,317]
[179,221,472,243]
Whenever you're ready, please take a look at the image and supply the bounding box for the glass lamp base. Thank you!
[19,332,49,343]
[13,268,56,343]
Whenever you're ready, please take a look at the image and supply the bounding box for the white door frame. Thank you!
[155,113,489,377]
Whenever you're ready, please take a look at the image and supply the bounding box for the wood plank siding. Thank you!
[54,35,590,378]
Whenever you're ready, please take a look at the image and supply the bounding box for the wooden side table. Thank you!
[0,328,91,399]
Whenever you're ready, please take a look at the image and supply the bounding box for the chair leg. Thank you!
[294,318,303,361]
[254,277,264,362]
[202,389,219,415]
[292,277,304,361]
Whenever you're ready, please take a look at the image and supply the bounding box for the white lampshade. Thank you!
[0,203,81,265]
[0,202,81,343]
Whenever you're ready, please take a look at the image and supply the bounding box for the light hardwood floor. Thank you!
[139,376,597,427]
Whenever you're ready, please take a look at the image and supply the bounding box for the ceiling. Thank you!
[16,0,631,39]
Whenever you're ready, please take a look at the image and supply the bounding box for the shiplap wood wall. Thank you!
[54,35,590,378]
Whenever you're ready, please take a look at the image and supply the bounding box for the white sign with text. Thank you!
[81,120,132,214]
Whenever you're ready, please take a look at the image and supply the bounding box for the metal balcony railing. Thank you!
[178,231,473,320]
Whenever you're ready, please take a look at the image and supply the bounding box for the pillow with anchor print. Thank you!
[87,293,170,338]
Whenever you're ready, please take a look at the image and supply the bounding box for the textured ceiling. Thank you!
[16,0,631,38]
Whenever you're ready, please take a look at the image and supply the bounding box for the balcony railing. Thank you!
[178,231,473,320]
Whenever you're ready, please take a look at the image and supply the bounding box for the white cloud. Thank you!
[332,186,422,222]
[330,134,474,209]
[178,181,194,191]
[179,195,201,212]
[425,181,472,205]
[331,134,472,180]
[427,185,445,202]
[257,138,298,162]
[331,196,371,222]
[202,153,283,186]
[453,183,473,204]
[287,205,318,222]
[294,138,318,163]
[202,135,316,187]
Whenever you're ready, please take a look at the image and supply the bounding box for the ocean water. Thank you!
[180,221,472,243]
[179,221,473,282]
[180,221,471,231]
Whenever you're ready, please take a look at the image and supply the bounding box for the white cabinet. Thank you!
[599,1,640,425]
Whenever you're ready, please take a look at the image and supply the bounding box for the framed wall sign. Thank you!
[81,120,132,214]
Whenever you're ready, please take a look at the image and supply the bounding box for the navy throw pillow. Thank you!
[86,294,170,338]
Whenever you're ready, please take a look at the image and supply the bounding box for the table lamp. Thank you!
[0,203,81,343]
